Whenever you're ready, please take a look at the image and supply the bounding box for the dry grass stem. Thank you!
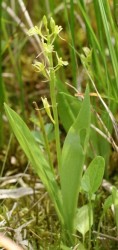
[0,234,24,250]
[2,2,40,55]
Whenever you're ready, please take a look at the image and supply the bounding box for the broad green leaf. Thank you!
[56,78,81,131]
[81,156,105,195]
[4,103,63,224]
[60,85,91,234]
[57,92,81,131]
[75,204,93,238]
[103,195,113,212]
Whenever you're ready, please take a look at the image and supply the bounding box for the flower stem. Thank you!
[88,195,92,250]
[33,101,54,173]
[48,53,61,171]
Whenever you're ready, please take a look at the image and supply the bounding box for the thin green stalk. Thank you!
[0,2,5,147]
[104,0,118,55]
[33,101,54,173]
[78,0,109,93]
[64,0,77,87]
[2,19,25,117]
[78,0,110,93]
[93,1,112,167]
[69,0,77,87]
[47,0,55,16]
[1,134,13,176]
[88,195,92,250]
[0,79,4,147]
[96,213,104,250]
[48,53,61,170]
[98,0,118,93]
[113,0,118,26]
[77,0,101,54]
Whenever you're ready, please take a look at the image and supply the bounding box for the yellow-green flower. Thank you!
[27,26,41,36]
[32,61,49,79]
[55,52,68,70]
[41,97,55,124]
[43,43,54,54]
[32,61,45,71]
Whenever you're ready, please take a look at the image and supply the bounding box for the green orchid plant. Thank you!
[4,16,105,248]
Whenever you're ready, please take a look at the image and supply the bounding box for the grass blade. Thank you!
[63,0,77,87]
[97,0,118,93]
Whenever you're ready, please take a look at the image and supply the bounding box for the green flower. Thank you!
[58,57,68,66]
[54,52,68,71]
[43,43,54,54]
[32,61,49,79]
[54,25,63,35]
[50,17,63,36]
[27,26,41,36]
[41,97,55,124]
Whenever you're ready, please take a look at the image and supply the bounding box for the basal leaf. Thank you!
[103,195,112,211]
[75,204,93,238]
[4,103,63,224]
[60,85,91,234]
[81,156,105,195]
